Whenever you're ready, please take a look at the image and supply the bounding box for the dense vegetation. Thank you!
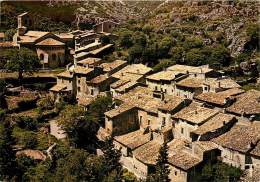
[0,95,134,181]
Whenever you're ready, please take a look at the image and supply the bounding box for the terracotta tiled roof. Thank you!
[114,130,151,150]
[112,64,152,79]
[133,140,161,165]
[77,95,95,106]
[77,57,102,66]
[250,141,260,157]
[173,102,219,124]
[90,44,113,55]
[105,104,136,118]
[195,88,245,106]
[88,74,109,84]
[167,64,213,74]
[192,113,236,135]
[19,31,49,43]
[57,70,73,78]
[226,89,260,115]
[101,60,127,72]
[76,41,101,52]
[36,38,65,46]
[158,96,188,112]
[146,70,182,81]
[176,77,205,88]
[212,123,260,153]
[70,66,94,75]
[49,84,67,92]
[168,151,201,170]
[203,78,241,89]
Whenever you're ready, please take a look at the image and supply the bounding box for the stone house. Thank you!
[126,138,220,181]
[100,60,127,75]
[211,122,260,170]
[226,89,260,120]
[73,43,114,62]
[167,64,217,79]
[202,78,241,93]
[146,70,186,96]
[77,57,102,68]
[110,64,152,97]
[175,77,205,99]
[14,12,74,69]
[249,141,260,170]
[86,74,116,97]
[113,130,152,177]
[175,77,241,100]
[195,88,245,108]
[50,70,74,98]
[75,31,98,49]
[75,39,101,54]
[157,96,191,130]
[172,102,219,141]
[191,113,237,141]
[104,104,139,136]
[93,20,119,33]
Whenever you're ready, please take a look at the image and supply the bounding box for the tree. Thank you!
[58,105,100,149]
[119,30,133,48]
[4,47,40,80]
[0,79,7,109]
[0,121,18,180]
[3,29,16,41]
[148,142,170,182]
[102,137,122,181]
[100,35,110,45]
[128,44,143,63]
[185,48,205,66]
[157,36,174,58]
[153,59,175,72]
[88,96,112,125]
[200,162,242,181]
[210,45,231,67]
[133,31,147,47]
[54,149,105,182]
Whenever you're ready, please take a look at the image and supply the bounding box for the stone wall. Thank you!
[36,47,65,68]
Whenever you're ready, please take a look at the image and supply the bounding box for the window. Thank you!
[181,128,184,134]
[91,89,94,95]
[194,73,197,77]
[165,89,167,93]
[78,87,81,92]
[40,54,44,60]
[78,79,80,84]
[155,86,158,91]
[204,86,208,91]
[139,116,143,125]
[175,171,177,176]
[148,120,151,126]
[162,117,166,126]
[52,54,57,61]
